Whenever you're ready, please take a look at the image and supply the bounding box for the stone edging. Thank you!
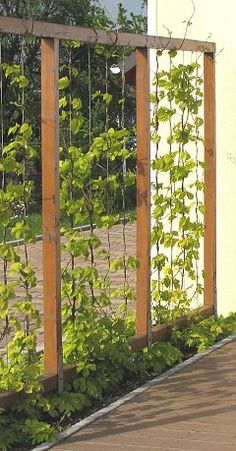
[31,333,236,451]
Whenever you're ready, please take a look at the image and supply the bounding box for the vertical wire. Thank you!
[87,45,97,306]
[87,46,94,244]
[0,37,9,380]
[105,56,111,276]
[68,46,72,148]
[68,45,74,233]
[88,47,92,148]
[68,44,77,318]
[0,38,4,190]
[194,52,200,307]
[21,39,25,124]
[154,50,161,322]
[87,46,94,241]
[181,50,186,294]
[21,37,30,336]
[168,52,174,311]
[105,57,109,133]
[121,49,128,311]
[87,46,93,236]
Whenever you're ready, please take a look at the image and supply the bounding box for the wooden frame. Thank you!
[136,48,151,346]
[130,52,216,351]
[204,53,216,310]
[0,15,216,405]
[0,16,215,52]
[41,38,63,392]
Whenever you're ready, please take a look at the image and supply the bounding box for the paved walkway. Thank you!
[0,222,136,352]
[53,339,236,451]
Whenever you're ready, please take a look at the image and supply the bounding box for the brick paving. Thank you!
[53,340,236,451]
[0,222,136,352]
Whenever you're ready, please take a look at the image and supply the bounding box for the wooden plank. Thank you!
[129,305,214,352]
[204,53,216,311]
[136,48,151,346]
[0,365,78,410]
[0,16,216,52]
[41,38,63,391]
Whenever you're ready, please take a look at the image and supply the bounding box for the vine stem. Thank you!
[168,53,174,309]
[104,55,111,293]
[154,50,161,320]
[0,37,4,190]
[152,51,203,322]
[0,40,9,382]
[193,54,201,306]
[21,38,30,337]
[68,45,77,319]
[86,46,97,311]
[121,49,128,311]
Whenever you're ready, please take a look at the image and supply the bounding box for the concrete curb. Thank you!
[7,224,95,247]
[31,333,236,451]
[7,216,134,246]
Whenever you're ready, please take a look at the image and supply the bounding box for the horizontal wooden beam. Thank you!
[129,305,214,352]
[0,16,216,52]
[0,365,77,410]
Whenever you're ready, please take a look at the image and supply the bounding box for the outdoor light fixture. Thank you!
[110,64,121,75]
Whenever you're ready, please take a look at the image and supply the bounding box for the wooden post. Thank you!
[204,52,216,311]
[136,48,151,345]
[41,38,63,391]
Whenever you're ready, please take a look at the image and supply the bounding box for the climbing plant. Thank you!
[0,39,138,392]
[58,41,137,369]
[0,61,41,392]
[151,50,205,324]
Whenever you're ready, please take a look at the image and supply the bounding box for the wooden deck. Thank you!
[52,339,236,451]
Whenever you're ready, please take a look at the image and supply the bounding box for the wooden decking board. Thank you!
[53,340,236,450]
[53,446,193,451]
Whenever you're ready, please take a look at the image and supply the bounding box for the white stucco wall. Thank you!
[153,0,236,316]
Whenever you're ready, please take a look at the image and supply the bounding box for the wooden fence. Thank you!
[0,15,216,407]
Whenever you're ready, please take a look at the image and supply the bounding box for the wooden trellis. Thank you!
[0,15,216,407]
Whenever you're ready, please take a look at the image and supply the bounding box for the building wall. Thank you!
[155,0,236,316]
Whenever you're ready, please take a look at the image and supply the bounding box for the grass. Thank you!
[4,209,136,242]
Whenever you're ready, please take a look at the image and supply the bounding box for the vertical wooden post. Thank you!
[41,38,63,391]
[204,52,216,311]
[136,48,151,345]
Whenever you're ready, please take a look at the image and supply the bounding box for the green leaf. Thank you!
[168,49,177,58]
[19,122,32,138]
[59,76,70,90]
[8,123,20,136]
[103,93,112,104]
[72,98,82,110]
[92,90,101,100]
[157,107,175,122]
[71,116,83,134]
[3,156,17,172]
[19,75,29,88]
[59,97,67,109]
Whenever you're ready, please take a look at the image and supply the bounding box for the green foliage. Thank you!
[171,313,236,353]
[0,13,230,451]
[0,67,42,394]
[0,0,144,209]
[1,312,235,449]
[151,51,204,323]
[0,316,182,450]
